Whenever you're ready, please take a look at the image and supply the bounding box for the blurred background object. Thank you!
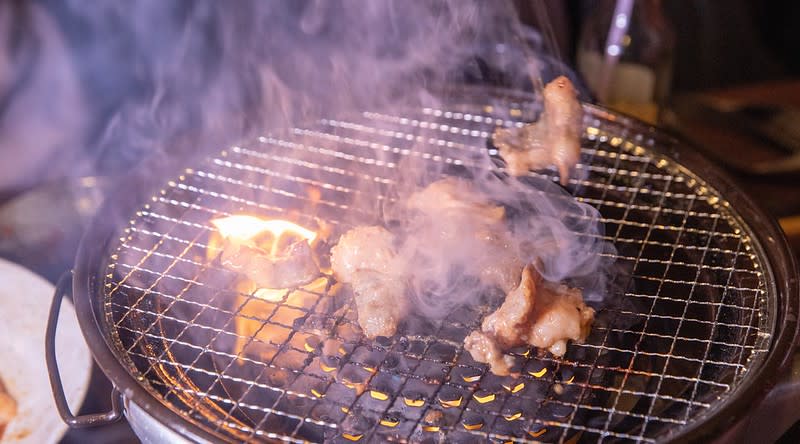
[2,0,799,199]
[0,176,108,282]
[516,1,800,94]
[0,1,89,197]
[0,258,93,444]
[576,0,675,123]
[514,0,800,246]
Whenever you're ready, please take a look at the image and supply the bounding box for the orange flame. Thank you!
[209,215,319,302]
[211,215,316,254]
[207,214,326,364]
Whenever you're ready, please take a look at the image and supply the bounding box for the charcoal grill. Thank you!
[47,86,798,443]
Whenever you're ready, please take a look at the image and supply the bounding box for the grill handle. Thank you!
[46,271,123,428]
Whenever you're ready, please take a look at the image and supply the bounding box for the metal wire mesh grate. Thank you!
[103,89,772,443]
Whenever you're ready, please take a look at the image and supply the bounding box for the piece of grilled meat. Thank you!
[465,265,594,375]
[492,76,582,185]
[330,226,408,338]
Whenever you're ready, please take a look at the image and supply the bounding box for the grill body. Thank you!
[72,88,799,443]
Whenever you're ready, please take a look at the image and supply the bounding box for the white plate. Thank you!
[0,259,91,444]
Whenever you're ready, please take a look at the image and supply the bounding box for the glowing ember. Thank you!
[529,367,548,378]
[205,214,326,363]
[211,215,316,255]
[208,215,319,302]
[253,288,287,303]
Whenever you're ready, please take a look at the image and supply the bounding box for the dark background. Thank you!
[518,0,800,93]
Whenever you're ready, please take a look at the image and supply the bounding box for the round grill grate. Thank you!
[101,89,774,443]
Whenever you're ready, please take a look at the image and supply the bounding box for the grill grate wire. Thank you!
[103,91,771,443]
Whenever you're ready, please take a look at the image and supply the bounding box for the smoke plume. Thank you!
[53,0,613,312]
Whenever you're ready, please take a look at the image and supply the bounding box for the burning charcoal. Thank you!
[502,407,524,422]
[525,360,551,379]
[292,316,307,331]
[275,394,311,419]
[396,336,409,351]
[302,335,322,354]
[337,364,370,396]
[556,367,576,384]
[309,401,347,423]
[321,382,359,407]
[451,366,483,385]
[461,413,485,431]
[502,396,540,421]
[414,360,449,384]
[446,305,483,328]
[422,408,444,430]
[350,346,385,373]
[539,400,574,420]
[374,335,394,349]
[367,372,402,402]
[552,367,583,398]
[426,343,457,363]
[306,386,324,399]
[336,322,363,343]
[491,418,526,441]
[403,391,427,408]
[405,339,427,358]
[288,375,327,400]
[436,323,469,343]
[376,413,417,442]
[382,353,400,370]
[319,354,341,373]
[265,368,294,388]
[340,430,364,442]
[399,316,439,337]
[527,423,551,440]
[303,314,336,336]
[437,386,466,409]
[507,345,532,358]
[339,414,373,442]
[269,304,308,328]
[380,411,401,428]
[321,338,345,356]
[296,422,327,442]
[471,389,498,406]
[315,283,347,314]
[272,348,307,371]
[501,379,526,395]
[465,392,506,415]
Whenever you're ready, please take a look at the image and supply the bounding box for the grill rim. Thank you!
[70,100,799,443]
[71,159,230,444]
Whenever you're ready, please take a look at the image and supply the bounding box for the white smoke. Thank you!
[49,0,613,312]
